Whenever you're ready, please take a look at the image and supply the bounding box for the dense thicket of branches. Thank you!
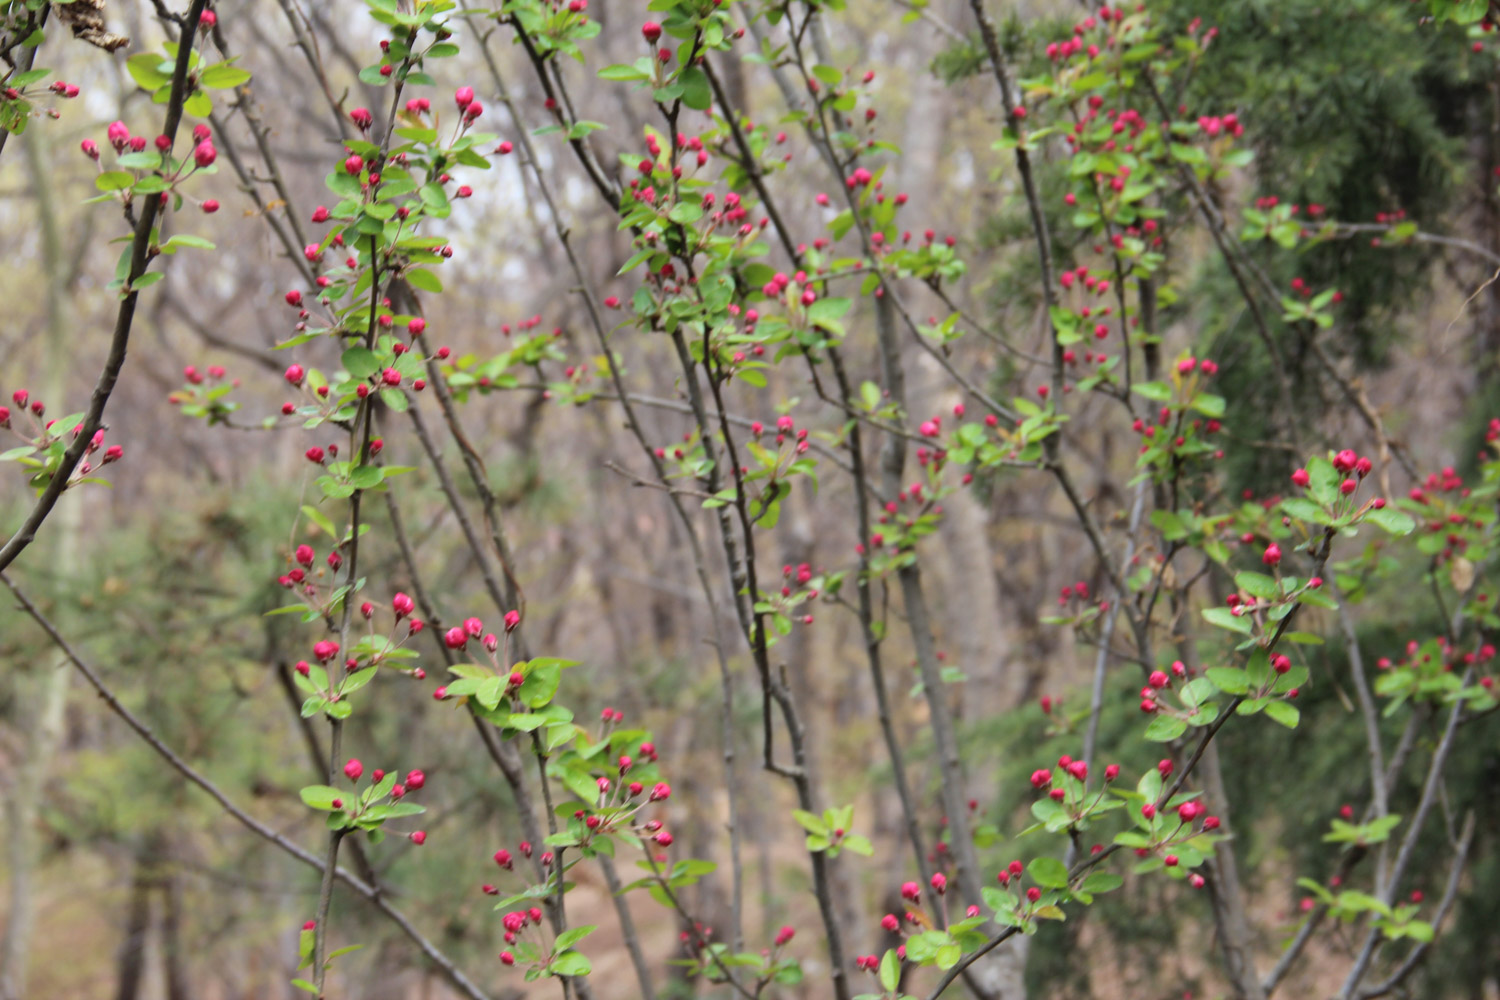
[1,1,1498,999]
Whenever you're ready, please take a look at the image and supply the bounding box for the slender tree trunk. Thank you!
[162,861,190,1000]
[112,852,154,1000]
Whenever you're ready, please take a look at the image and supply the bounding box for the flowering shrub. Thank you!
[2,1,1497,999]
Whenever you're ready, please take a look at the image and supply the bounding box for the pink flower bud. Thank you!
[193,141,216,168]
[344,759,363,781]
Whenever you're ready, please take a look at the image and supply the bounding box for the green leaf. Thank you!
[116,151,165,170]
[1280,497,1329,526]
[126,53,173,90]
[554,926,596,951]
[1204,667,1250,695]
[1133,380,1172,402]
[879,948,900,993]
[183,90,213,118]
[419,182,450,214]
[1264,701,1300,729]
[379,387,409,412]
[349,464,384,490]
[678,67,711,111]
[1027,856,1069,889]
[1081,871,1123,894]
[1144,715,1188,742]
[1203,606,1253,635]
[302,504,340,539]
[791,809,828,837]
[406,267,443,293]
[1363,506,1414,535]
[96,171,134,192]
[842,834,874,856]
[598,64,647,81]
[1235,572,1279,600]
[199,63,252,89]
[300,785,344,810]
[1192,393,1226,418]
[551,950,592,976]
[342,347,380,380]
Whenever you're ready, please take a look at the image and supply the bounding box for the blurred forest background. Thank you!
[2,0,1499,998]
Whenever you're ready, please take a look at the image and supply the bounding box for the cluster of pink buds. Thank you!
[1139,660,1189,713]
[496,904,548,962]
[1057,580,1091,607]
[1196,113,1244,138]
[455,85,483,122]
[327,759,427,842]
